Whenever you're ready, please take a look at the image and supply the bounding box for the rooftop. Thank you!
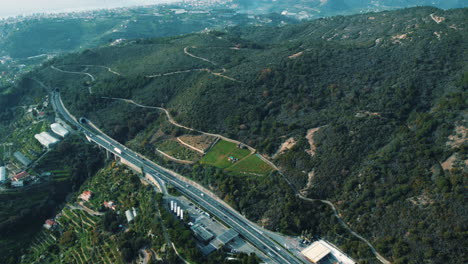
[302,240,356,264]
[301,241,331,263]
[14,171,29,181]
[14,151,32,166]
[215,229,238,245]
[51,123,69,137]
[79,190,92,201]
[191,223,214,243]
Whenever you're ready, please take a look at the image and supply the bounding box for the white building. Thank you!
[0,166,6,182]
[35,132,59,148]
[125,210,134,223]
[51,123,69,138]
[301,240,356,264]
[11,181,24,187]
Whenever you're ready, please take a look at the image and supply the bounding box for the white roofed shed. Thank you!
[51,123,69,137]
[0,166,6,182]
[35,132,59,148]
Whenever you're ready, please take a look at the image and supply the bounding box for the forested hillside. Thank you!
[2,6,467,263]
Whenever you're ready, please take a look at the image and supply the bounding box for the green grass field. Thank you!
[200,140,274,176]
[199,140,251,169]
[227,154,274,176]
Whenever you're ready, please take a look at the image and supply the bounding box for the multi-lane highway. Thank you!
[51,92,305,264]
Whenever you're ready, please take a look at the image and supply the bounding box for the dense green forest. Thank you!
[0,6,466,263]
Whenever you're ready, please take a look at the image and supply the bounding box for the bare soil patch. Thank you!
[288,51,304,59]
[300,170,315,196]
[447,125,467,149]
[305,127,321,156]
[272,137,296,158]
[442,153,459,170]
[430,14,445,24]
[442,153,468,170]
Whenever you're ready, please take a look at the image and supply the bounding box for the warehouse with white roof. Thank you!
[35,132,59,148]
[51,123,69,138]
[0,166,6,182]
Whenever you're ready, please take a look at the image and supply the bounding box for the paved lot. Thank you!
[167,195,272,263]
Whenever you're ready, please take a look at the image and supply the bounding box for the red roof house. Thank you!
[44,219,57,230]
[104,201,117,210]
[79,190,93,202]
[14,171,29,181]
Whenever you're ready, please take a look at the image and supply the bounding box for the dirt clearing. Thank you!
[447,125,467,149]
[305,127,322,156]
[272,137,296,158]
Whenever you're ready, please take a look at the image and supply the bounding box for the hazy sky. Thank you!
[0,0,180,18]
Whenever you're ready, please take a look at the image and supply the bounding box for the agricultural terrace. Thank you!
[157,139,202,162]
[200,140,273,176]
[22,163,169,264]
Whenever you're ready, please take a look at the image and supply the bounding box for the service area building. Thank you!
[191,223,215,244]
[210,229,239,249]
[301,240,356,264]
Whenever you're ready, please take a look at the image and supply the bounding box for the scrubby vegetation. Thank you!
[0,6,466,263]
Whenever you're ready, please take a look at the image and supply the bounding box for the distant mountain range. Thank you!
[325,0,466,9]
[233,0,467,16]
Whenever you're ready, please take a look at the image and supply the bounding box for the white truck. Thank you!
[114,147,122,155]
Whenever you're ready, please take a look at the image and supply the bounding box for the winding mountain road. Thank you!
[50,65,95,94]
[183,46,239,82]
[50,65,96,82]
[184,46,218,65]
[297,195,391,264]
[82,65,122,76]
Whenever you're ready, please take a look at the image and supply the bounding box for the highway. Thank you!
[51,92,305,264]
